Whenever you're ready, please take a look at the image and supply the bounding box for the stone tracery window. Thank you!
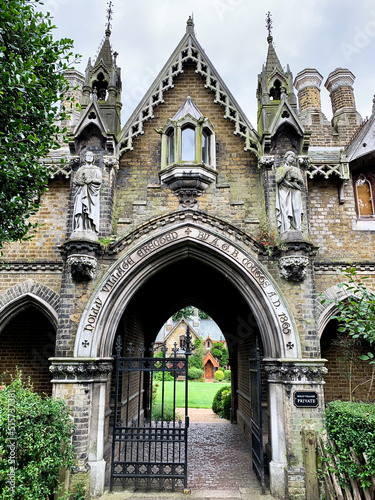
[159,96,216,170]
[354,171,375,218]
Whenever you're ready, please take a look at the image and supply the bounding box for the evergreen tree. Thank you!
[0,0,77,248]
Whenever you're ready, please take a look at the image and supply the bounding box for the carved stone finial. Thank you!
[67,254,98,282]
[186,15,195,34]
[279,255,309,282]
[106,1,113,35]
[266,11,273,39]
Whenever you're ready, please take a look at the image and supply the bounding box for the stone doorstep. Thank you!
[97,487,274,500]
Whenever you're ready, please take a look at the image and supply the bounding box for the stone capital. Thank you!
[264,361,327,383]
[49,358,113,382]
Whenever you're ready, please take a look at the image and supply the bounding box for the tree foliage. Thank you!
[323,266,375,363]
[210,342,229,368]
[322,266,375,401]
[189,338,204,370]
[0,0,77,247]
[0,373,75,499]
[172,307,211,321]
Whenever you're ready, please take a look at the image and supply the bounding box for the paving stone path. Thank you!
[100,414,273,500]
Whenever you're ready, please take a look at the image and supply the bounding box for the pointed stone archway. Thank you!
[51,217,326,498]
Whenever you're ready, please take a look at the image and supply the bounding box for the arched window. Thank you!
[270,79,281,101]
[167,128,175,165]
[354,172,375,218]
[181,125,195,161]
[206,340,211,349]
[202,129,211,165]
[179,335,185,349]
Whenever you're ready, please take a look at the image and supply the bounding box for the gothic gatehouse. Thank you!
[1,15,375,500]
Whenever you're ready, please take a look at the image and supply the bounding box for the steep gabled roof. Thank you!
[268,95,305,138]
[73,98,109,138]
[345,112,375,162]
[119,17,260,156]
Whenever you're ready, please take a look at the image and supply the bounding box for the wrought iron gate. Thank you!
[249,338,265,494]
[110,327,194,491]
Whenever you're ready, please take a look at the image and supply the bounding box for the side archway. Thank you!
[0,281,59,394]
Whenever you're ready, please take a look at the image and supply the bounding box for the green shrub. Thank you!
[212,386,231,419]
[222,393,231,420]
[325,401,375,489]
[224,370,231,381]
[214,370,224,381]
[154,371,174,381]
[152,403,178,422]
[188,367,203,380]
[0,374,75,499]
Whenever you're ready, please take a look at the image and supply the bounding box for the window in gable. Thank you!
[181,125,195,161]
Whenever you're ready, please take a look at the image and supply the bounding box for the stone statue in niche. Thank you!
[276,151,304,233]
[72,151,102,237]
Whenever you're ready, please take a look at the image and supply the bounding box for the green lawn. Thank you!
[154,380,230,409]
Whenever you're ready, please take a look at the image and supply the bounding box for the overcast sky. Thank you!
[41,0,375,128]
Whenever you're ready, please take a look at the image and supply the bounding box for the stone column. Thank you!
[265,360,327,500]
[50,358,113,498]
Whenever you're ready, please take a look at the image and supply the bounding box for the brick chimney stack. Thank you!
[294,68,323,112]
[324,68,357,116]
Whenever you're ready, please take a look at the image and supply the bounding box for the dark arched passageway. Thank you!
[105,253,268,489]
[0,305,56,395]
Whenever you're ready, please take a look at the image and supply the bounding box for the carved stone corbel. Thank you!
[103,156,119,170]
[279,255,310,282]
[67,254,98,282]
[258,155,275,169]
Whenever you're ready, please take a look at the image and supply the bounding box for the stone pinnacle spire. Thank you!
[186,14,195,35]
[265,12,283,74]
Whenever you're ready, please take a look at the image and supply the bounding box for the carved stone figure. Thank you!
[276,151,304,233]
[72,152,102,235]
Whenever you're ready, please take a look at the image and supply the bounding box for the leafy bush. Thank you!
[188,367,204,380]
[0,374,75,499]
[222,393,231,420]
[325,401,375,488]
[152,403,178,422]
[154,371,174,381]
[214,370,224,381]
[224,370,231,381]
[212,386,231,419]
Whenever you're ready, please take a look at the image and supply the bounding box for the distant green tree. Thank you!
[0,0,78,248]
[189,338,204,370]
[172,307,211,321]
[211,342,229,368]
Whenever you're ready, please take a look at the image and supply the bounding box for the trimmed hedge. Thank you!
[224,370,231,381]
[214,370,224,382]
[325,401,375,488]
[212,386,231,419]
[188,367,203,380]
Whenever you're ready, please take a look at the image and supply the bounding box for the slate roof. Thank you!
[156,317,225,343]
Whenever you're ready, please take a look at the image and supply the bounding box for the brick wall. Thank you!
[321,320,375,402]
[308,176,375,261]
[1,178,70,262]
[116,62,261,238]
